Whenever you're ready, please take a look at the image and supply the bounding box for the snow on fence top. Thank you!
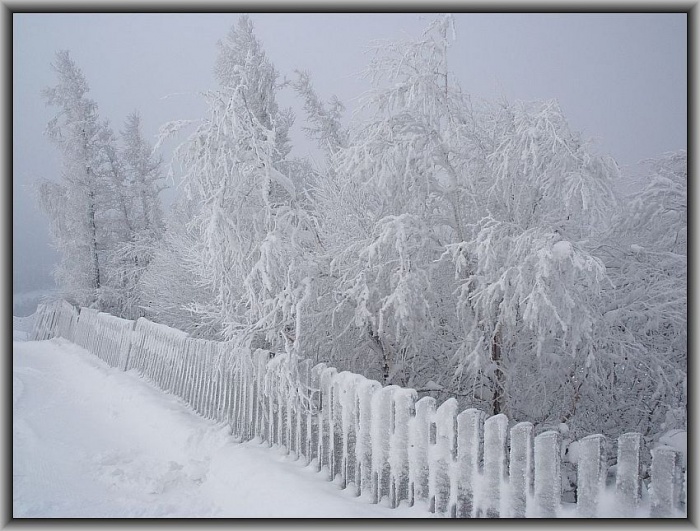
[29,301,687,518]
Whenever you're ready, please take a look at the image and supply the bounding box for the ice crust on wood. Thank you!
[370,385,399,504]
[388,387,417,508]
[429,398,457,514]
[534,430,561,517]
[509,422,533,518]
[615,432,642,516]
[355,378,382,498]
[483,413,508,517]
[408,396,435,506]
[650,446,682,517]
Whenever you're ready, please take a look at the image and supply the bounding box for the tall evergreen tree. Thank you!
[39,50,113,307]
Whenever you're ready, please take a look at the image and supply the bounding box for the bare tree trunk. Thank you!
[367,326,390,385]
[491,328,505,416]
[87,187,101,300]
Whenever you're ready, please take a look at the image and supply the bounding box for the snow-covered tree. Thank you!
[106,112,166,319]
[292,70,348,160]
[586,150,687,438]
[137,193,218,336]
[444,99,620,420]
[159,16,316,352]
[39,50,115,307]
[307,16,467,385]
[120,111,165,239]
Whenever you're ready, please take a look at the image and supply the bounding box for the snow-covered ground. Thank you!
[13,336,432,518]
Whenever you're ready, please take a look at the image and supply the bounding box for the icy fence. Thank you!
[30,300,687,518]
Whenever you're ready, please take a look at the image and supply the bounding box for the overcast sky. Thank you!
[12,13,687,295]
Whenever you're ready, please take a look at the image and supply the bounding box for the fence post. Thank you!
[29,303,45,341]
[308,363,326,470]
[370,385,399,504]
[483,413,509,518]
[253,349,270,442]
[509,421,534,518]
[455,408,485,517]
[650,446,682,517]
[409,396,436,507]
[283,355,299,455]
[389,387,417,508]
[615,432,642,516]
[295,359,312,461]
[429,398,458,515]
[214,344,227,422]
[318,366,338,480]
[119,319,135,372]
[265,354,280,447]
[534,430,561,517]
[355,378,381,498]
[333,372,361,490]
[242,349,256,441]
[577,434,606,517]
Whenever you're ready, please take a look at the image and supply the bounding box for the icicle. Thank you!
[534,430,561,517]
[577,434,606,517]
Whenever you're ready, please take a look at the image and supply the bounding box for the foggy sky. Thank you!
[12,13,687,295]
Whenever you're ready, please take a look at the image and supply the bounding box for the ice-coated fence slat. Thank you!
[429,398,457,515]
[483,413,508,518]
[295,359,312,461]
[650,447,682,517]
[307,363,326,469]
[319,367,338,480]
[615,432,642,516]
[240,349,255,441]
[509,421,533,518]
[355,378,381,498]
[534,430,561,517]
[455,408,485,517]
[370,385,399,505]
[29,303,47,341]
[283,356,299,455]
[333,372,361,490]
[577,434,606,517]
[265,355,278,446]
[389,388,416,508]
[253,350,269,441]
[409,396,436,507]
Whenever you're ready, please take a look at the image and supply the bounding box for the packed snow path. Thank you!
[13,337,432,518]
